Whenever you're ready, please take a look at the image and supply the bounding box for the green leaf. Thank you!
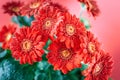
[37,61,51,71]
[63,68,85,80]
[42,54,48,61]
[80,17,91,29]
[17,16,30,27]
[6,49,11,54]
[80,63,88,71]
[44,39,52,50]
[22,16,34,26]
[35,61,63,80]
[0,47,4,52]
[35,72,46,80]
[12,16,21,26]
[0,50,7,59]
[0,48,11,59]
[12,16,34,27]
[0,57,35,80]
[35,61,86,80]
[81,3,86,9]
[43,39,52,55]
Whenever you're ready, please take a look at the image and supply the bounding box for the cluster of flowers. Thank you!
[0,0,113,80]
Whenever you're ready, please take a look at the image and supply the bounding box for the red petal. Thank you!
[66,61,73,71]
[65,38,71,48]
[35,42,45,50]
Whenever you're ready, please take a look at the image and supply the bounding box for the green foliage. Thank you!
[0,48,7,59]
[0,47,4,52]
[43,39,52,54]
[34,61,86,80]
[80,63,88,71]
[63,68,84,80]
[0,49,35,80]
[80,17,91,29]
[81,3,86,10]
[0,58,35,80]
[35,61,63,80]
[44,39,51,50]
[62,63,88,80]
[12,15,34,27]
[0,47,86,80]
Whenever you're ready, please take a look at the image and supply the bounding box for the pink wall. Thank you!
[0,0,120,79]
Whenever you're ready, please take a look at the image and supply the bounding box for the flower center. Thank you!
[30,2,40,9]
[60,49,72,60]
[11,7,20,12]
[88,42,96,53]
[6,33,12,41]
[21,39,32,52]
[45,20,51,28]
[43,19,53,29]
[66,24,75,36]
[93,63,103,76]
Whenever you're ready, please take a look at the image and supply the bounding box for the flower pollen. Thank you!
[66,24,75,36]
[21,39,32,52]
[60,49,72,60]
[88,42,96,53]
[44,19,52,29]
[11,7,20,12]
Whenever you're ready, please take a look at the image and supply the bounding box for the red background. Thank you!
[0,0,120,79]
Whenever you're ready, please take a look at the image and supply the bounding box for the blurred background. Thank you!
[0,0,120,79]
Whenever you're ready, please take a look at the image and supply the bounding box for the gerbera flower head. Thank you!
[56,12,86,49]
[20,0,51,16]
[10,27,45,64]
[82,31,101,63]
[78,0,100,17]
[0,24,17,49]
[2,1,24,16]
[47,39,83,74]
[32,6,63,42]
[82,51,113,80]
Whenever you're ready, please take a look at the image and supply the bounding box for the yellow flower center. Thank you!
[11,7,20,12]
[22,39,32,52]
[66,24,75,36]
[88,42,96,53]
[93,63,103,76]
[6,33,12,41]
[30,2,40,9]
[45,20,52,28]
[43,19,53,29]
[60,50,72,60]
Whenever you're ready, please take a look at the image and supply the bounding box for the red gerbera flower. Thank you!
[0,24,16,49]
[20,0,50,16]
[32,6,62,41]
[10,27,45,64]
[56,12,86,49]
[2,1,24,16]
[77,0,100,17]
[47,40,83,74]
[82,31,101,63]
[83,51,113,80]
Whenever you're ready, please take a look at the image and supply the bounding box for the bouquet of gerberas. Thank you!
[0,0,113,80]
